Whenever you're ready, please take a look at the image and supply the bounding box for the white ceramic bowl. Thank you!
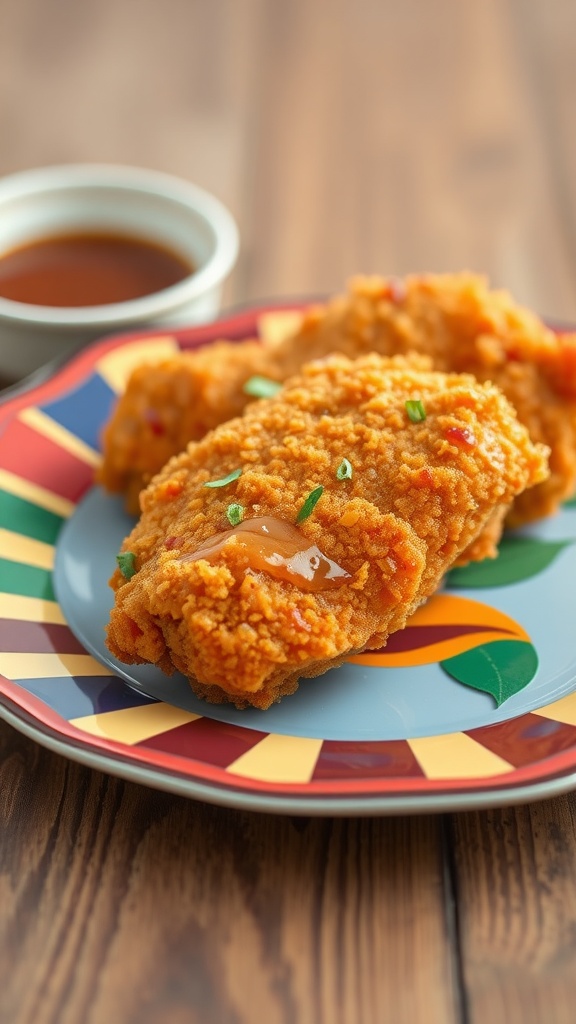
[0,164,239,380]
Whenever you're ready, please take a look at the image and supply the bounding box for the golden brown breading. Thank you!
[99,338,263,513]
[97,273,576,521]
[277,274,576,527]
[106,354,548,709]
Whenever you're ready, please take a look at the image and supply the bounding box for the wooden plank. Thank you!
[244,0,576,319]
[509,0,576,314]
[0,723,459,1024]
[446,3,576,1021]
[449,797,576,1024]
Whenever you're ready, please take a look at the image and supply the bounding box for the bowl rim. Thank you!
[0,163,239,329]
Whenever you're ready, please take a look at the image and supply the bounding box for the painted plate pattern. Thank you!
[2,304,576,815]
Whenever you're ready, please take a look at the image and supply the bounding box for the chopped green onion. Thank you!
[203,468,242,489]
[336,458,353,481]
[226,503,245,527]
[296,485,324,523]
[405,399,426,423]
[116,551,137,580]
[243,375,283,398]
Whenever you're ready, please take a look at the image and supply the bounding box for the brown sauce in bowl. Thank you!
[0,231,193,307]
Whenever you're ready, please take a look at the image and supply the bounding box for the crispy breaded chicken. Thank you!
[97,273,576,521]
[106,354,548,709]
[99,338,263,514]
[277,275,576,527]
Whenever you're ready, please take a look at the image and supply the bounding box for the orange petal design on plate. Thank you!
[347,594,530,668]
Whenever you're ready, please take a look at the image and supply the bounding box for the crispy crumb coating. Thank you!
[99,339,263,512]
[97,273,576,522]
[278,275,576,527]
[106,354,548,709]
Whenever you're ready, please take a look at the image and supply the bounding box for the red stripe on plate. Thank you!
[467,714,576,768]
[0,619,87,655]
[382,623,513,653]
[313,739,425,780]
[138,715,267,767]
[4,674,576,799]
[0,419,93,501]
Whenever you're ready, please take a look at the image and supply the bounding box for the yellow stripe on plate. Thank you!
[70,703,200,744]
[227,733,323,783]
[0,593,66,624]
[96,336,180,393]
[19,408,101,468]
[408,733,513,780]
[0,468,74,518]
[0,652,112,680]
[533,692,576,727]
[0,528,54,570]
[257,310,303,347]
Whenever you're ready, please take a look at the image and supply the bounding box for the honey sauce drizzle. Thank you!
[182,516,351,592]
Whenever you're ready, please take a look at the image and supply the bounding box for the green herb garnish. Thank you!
[226,503,245,527]
[203,468,242,489]
[296,485,324,523]
[243,375,283,398]
[116,551,137,580]
[405,399,426,423]
[336,458,353,480]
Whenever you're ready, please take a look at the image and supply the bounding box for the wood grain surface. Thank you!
[1,1,576,1022]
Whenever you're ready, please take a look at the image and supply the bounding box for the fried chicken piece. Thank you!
[276,274,576,527]
[99,338,263,513]
[106,354,548,709]
[97,273,576,521]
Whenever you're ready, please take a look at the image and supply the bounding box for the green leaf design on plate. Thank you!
[564,495,576,508]
[440,639,538,706]
[446,536,572,588]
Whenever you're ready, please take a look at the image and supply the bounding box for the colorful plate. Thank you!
[2,305,576,815]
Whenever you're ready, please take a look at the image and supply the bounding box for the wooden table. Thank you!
[2,2,576,1021]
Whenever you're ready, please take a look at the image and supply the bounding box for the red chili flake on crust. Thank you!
[126,617,143,640]
[444,426,477,448]
[158,480,184,501]
[145,409,166,436]
[165,535,181,550]
[415,467,434,488]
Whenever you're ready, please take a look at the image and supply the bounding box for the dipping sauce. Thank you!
[0,231,193,307]
[183,516,352,593]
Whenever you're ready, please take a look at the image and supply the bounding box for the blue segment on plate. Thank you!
[14,674,158,719]
[39,373,117,451]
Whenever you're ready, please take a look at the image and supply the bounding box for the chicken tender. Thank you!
[106,354,548,709]
[277,274,576,527]
[97,273,576,522]
[99,338,263,513]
